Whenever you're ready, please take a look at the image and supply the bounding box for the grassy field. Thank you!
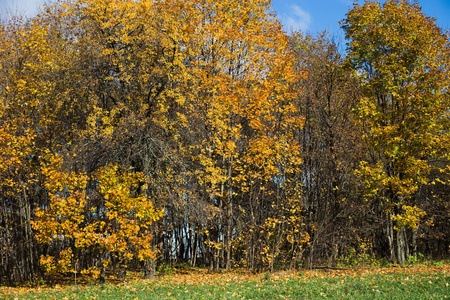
[1,264,449,299]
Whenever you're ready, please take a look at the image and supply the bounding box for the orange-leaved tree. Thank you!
[28,0,181,280]
[178,0,307,271]
[0,5,86,282]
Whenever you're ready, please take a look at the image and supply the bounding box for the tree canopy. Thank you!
[0,0,448,284]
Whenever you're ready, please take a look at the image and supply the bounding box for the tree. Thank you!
[1,0,307,282]
[178,0,307,271]
[0,8,84,283]
[342,0,450,264]
[0,0,181,282]
[289,32,367,268]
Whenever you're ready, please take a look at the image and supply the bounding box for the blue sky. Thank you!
[1,0,449,36]
[272,0,450,36]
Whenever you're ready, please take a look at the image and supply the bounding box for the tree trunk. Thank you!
[142,230,157,279]
[98,261,106,283]
[191,228,198,267]
[412,229,417,257]
[386,213,396,263]
[142,259,156,279]
[396,226,408,265]
[226,199,232,270]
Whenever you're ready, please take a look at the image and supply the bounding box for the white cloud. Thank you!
[279,4,312,33]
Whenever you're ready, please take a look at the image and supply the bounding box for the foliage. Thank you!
[0,0,449,284]
[342,0,450,264]
[288,31,366,268]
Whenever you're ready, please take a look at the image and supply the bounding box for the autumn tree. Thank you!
[34,0,188,280]
[0,7,86,283]
[1,0,181,282]
[7,0,449,284]
[176,0,307,271]
[0,0,309,282]
[288,31,369,268]
[342,0,450,264]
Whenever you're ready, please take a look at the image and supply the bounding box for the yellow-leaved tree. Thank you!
[2,0,309,282]
[342,0,450,264]
[29,0,181,280]
[178,0,308,271]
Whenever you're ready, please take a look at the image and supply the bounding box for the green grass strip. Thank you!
[2,270,449,299]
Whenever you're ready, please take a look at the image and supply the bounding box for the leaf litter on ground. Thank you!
[1,263,449,299]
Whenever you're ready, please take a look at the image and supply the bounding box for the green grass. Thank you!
[2,268,449,299]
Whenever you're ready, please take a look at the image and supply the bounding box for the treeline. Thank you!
[0,0,448,284]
